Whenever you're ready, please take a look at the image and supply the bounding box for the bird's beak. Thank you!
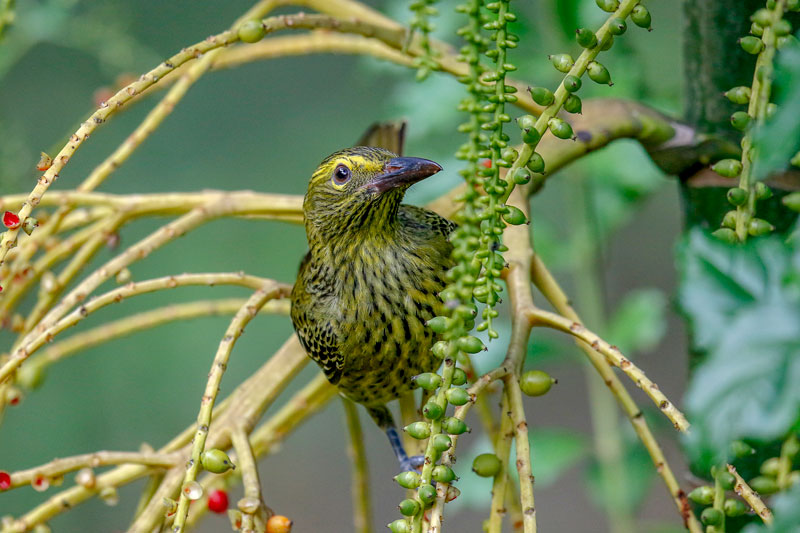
[367,157,442,194]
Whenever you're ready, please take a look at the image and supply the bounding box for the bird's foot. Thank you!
[399,454,425,472]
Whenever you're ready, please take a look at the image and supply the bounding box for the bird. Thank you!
[290,142,454,472]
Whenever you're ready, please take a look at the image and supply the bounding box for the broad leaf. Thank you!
[606,288,667,355]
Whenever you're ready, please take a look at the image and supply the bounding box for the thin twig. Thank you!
[487,393,514,533]
[505,377,536,532]
[343,399,373,533]
[726,464,773,525]
[231,426,272,532]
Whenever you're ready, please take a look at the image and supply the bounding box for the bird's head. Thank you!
[302,146,442,242]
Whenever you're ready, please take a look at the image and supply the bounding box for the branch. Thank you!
[231,426,272,531]
[343,399,373,533]
[726,464,773,525]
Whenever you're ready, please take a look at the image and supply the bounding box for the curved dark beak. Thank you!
[367,157,442,193]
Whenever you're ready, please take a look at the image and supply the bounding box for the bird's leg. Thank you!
[368,405,425,472]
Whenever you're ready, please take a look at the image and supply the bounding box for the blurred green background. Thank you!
[0,0,689,531]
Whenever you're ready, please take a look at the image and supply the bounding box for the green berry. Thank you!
[576,28,597,48]
[457,335,485,353]
[564,94,582,114]
[432,341,448,358]
[724,86,751,105]
[431,434,452,453]
[520,370,554,396]
[414,373,442,390]
[752,9,772,27]
[778,35,799,49]
[608,18,627,35]
[760,457,780,477]
[718,472,736,491]
[783,191,800,212]
[755,182,772,200]
[731,111,751,131]
[472,453,502,477]
[521,126,541,145]
[749,476,778,494]
[422,401,445,420]
[442,417,469,435]
[426,316,451,333]
[418,483,437,505]
[600,35,614,51]
[512,168,531,185]
[774,19,792,36]
[767,103,778,118]
[701,508,723,526]
[712,159,742,178]
[724,499,747,517]
[526,152,545,173]
[548,118,573,140]
[631,4,652,29]
[398,499,420,517]
[200,449,234,474]
[502,148,518,164]
[721,210,737,229]
[751,22,765,36]
[404,421,431,440]
[446,387,470,406]
[587,61,612,86]
[712,228,738,244]
[740,36,765,54]
[528,86,554,106]
[549,54,574,73]
[451,368,468,386]
[388,519,410,533]
[563,75,582,93]
[22,217,38,236]
[517,114,535,131]
[394,471,421,489]
[727,188,748,206]
[730,440,755,458]
[595,0,619,13]
[432,465,457,483]
[688,485,715,505]
[748,218,774,236]
[238,20,266,43]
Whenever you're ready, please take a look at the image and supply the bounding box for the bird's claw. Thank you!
[399,454,425,472]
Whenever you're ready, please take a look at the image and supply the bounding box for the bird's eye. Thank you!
[332,164,352,187]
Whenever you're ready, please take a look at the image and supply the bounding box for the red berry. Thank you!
[3,211,20,230]
[481,159,492,168]
[207,489,228,513]
[0,471,11,490]
[36,152,53,171]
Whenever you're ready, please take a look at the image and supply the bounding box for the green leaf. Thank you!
[742,482,800,533]
[606,288,667,355]
[585,436,655,513]
[678,230,800,470]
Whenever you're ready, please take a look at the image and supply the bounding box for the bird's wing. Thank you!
[398,204,457,239]
[354,120,406,155]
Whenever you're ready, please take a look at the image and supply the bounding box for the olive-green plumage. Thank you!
[290,146,454,430]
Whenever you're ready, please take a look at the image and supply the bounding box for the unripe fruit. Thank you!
[472,453,502,477]
[563,75,582,93]
[432,465,457,483]
[740,36,765,54]
[730,440,755,458]
[749,476,779,494]
[600,35,614,51]
[688,485,715,505]
[784,191,800,212]
[751,22,765,36]
[442,417,469,435]
[564,94,582,114]
[201,449,234,474]
[451,368,468,386]
[701,508,723,526]
[548,118,573,140]
[596,0,619,13]
[415,373,442,390]
[512,168,531,185]
[395,471,421,489]
[399,499,420,516]
[549,54,574,73]
[527,153,545,173]
[405,422,431,440]
[712,159,742,178]
[418,483,437,505]
[520,370,555,396]
[718,472,736,491]
[724,499,747,517]
[748,218,774,236]
[721,210,737,229]
[631,4,651,29]
[238,20,266,43]
[587,61,612,85]
[755,182,772,200]
[712,228,738,244]
[774,19,792,36]
[576,28,597,49]
[608,18,627,35]
[423,401,445,420]
[388,519,410,533]
[528,86,554,106]
[752,8,772,27]
[731,111,751,131]
[426,316,451,333]
[432,434,452,452]
[760,457,780,477]
[724,86,751,105]
[502,206,527,226]
[207,489,229,514]
[727,188,748,206]
[767,103,778,118]
[446,387,470,406]
[458,335,484,353]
